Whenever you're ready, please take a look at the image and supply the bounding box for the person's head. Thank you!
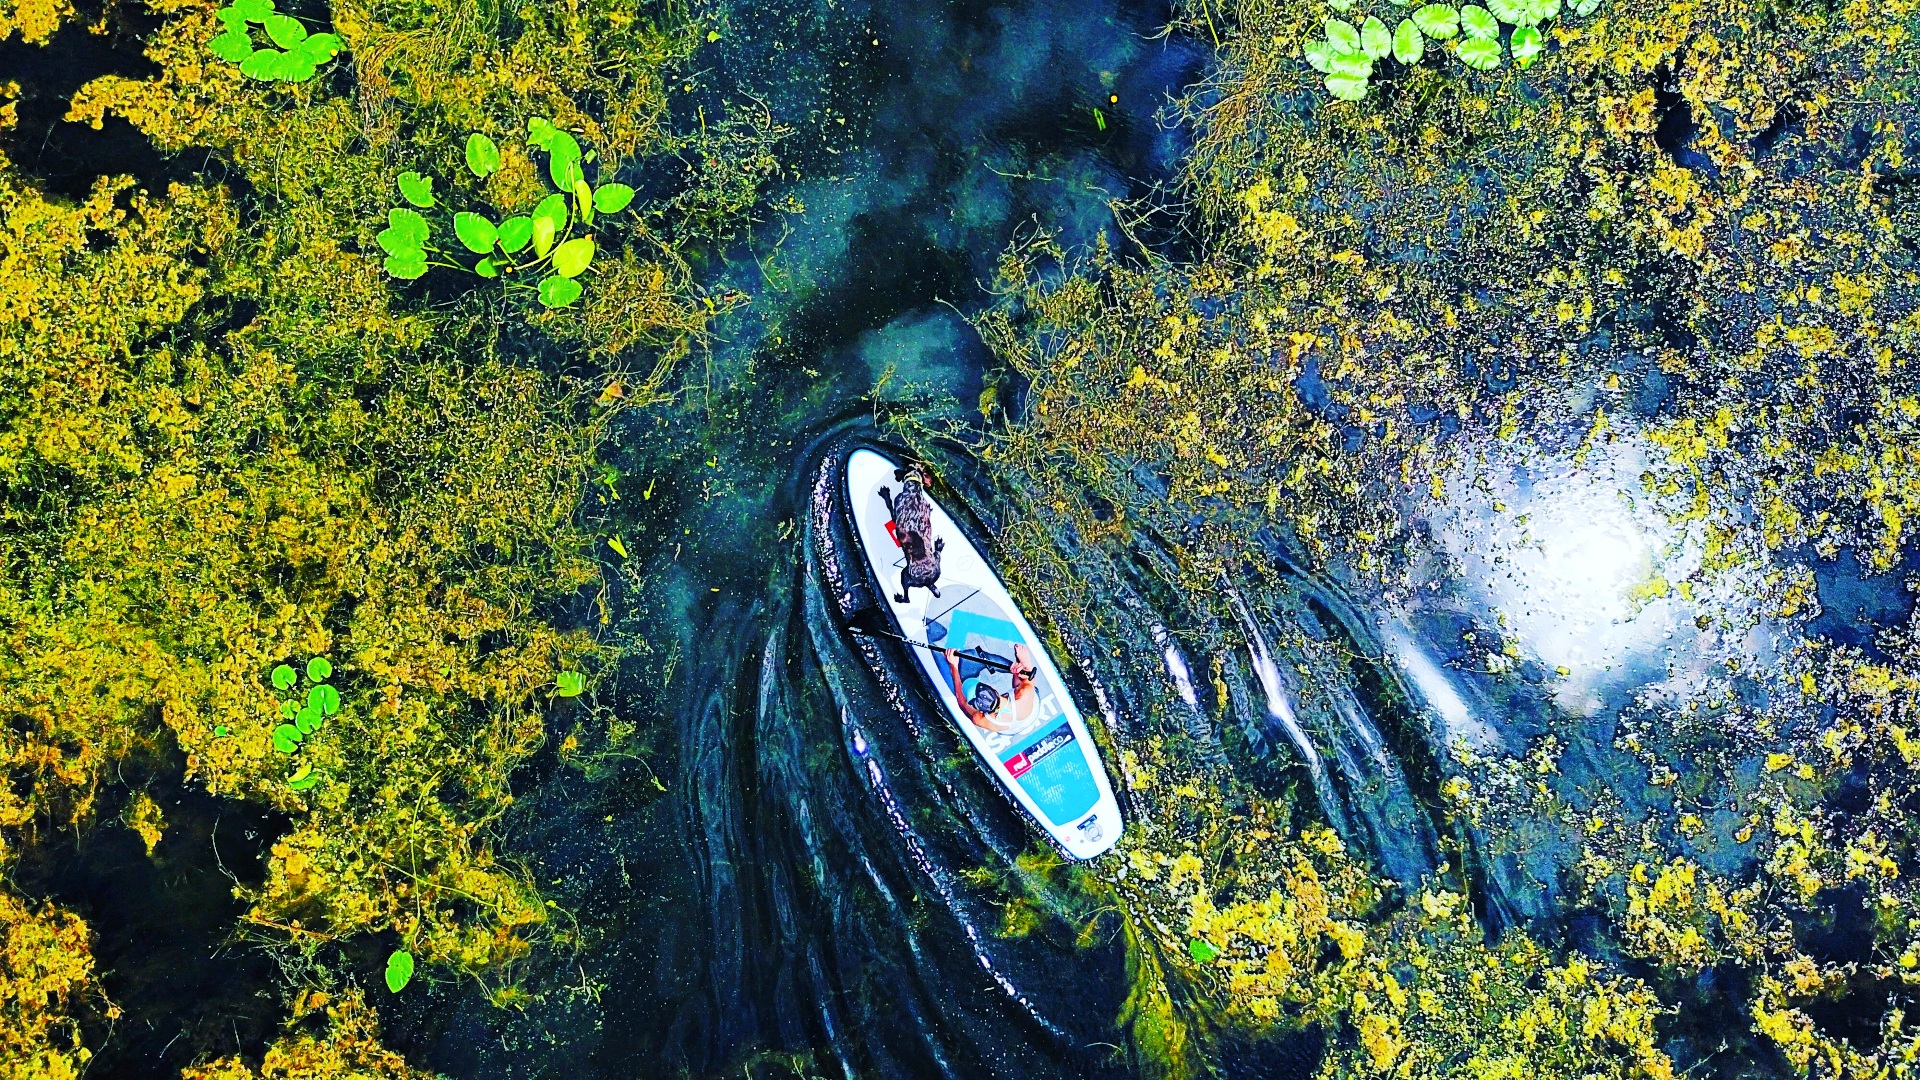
[968,682,1002,715]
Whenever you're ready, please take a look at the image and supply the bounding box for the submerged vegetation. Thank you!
[2,0,1917,1065]
[979,0,1920,1070]
[0,0,772,1066]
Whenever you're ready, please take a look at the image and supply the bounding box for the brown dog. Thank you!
[878,464,943,603]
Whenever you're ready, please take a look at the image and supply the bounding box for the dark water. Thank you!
[373,0,1213,1074]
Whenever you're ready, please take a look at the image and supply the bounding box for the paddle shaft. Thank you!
[849,626,1014,673]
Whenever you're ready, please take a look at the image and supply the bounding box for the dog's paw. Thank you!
[934,537,944,551]
[893,592,909,603]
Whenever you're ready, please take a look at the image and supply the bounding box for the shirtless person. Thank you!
[944,644,1039,733]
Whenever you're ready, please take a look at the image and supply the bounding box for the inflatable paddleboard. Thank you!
[831,446,1122,860]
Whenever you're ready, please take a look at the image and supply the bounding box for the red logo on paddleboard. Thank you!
[1005,752,1031,777]
[885,521,900,547]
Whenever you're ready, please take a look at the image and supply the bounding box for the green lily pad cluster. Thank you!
[207,0,342,83]
[376,118,637,310]
[268,656,337,788]
[1305,0,1599,100]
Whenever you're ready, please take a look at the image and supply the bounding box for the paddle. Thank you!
[848,625,1014,673]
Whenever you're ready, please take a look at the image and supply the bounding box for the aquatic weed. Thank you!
[380,121,638,309]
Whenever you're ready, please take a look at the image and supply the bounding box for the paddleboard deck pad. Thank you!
[816,445,1122,860]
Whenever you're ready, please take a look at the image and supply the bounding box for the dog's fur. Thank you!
[878,464,944,603]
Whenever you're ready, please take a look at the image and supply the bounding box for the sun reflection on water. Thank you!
[1424,436,1708,716]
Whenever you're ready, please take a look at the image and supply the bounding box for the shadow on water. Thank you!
[12,747,287,1078]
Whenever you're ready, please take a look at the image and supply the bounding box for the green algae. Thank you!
[973,0,1920,1070]
[0,0,779,1066]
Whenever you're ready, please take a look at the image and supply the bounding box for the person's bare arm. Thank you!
[946,649,1017,731]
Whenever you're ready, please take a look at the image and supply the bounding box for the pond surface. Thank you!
[10,0,1911,1072]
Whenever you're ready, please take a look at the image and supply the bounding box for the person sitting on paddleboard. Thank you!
[944,645,1038,733]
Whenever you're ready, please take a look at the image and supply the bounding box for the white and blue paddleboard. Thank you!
[844,448,1122,860]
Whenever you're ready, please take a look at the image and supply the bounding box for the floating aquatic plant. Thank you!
[1304,0,1600,99]
[378,119,636,309]
[206,0,340,83]
[267,658,337,759]
[384,949,414,992]
[555,670,586,698]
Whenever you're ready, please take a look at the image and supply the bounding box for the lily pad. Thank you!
[1188,938,1220,963]
[263,12,306,47]
[1325,17,1362,53]
[294,704,318,735]
[497,216,534,253]
[306,656,332,682]
[210,30,254,62]
[232,0,273,22]
[295,31,340,62]
[1572,0,1600,14]
[1510,24,1543,65]
[1393,19,1425,62]
[555,670,586,697]
[1360,16,1392,59]
[271,663,297,690]
[532,194,568,257]
[288,763,318,791]
[378,208,428,254]
[384,250,427,279]
[551,237,594,279]
[1328,51,1373,78]
[315,684,340,715]
[397,171,434,209]
[476,257,499,278]
[279,55,316,81]
[454,212,498,254]
[527,116,559,151]
[280,700,299,719]
[466,133,501,178]
[385,949,414,992]
[1457,33,1503,66]
[1303,38,1334,72]
[538,275,582,308]
[573,180,595,226]
[1461,4,1500,37]
[1527,0,1561,19]
[1412,3,1460,37]
[239,48,283,79]
[1487,0,1528,22]
[272,723,302,753]
[215,6,248,30]
[1325,72,1370,100]
[547,131,584,191]
[592,183,635,214]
